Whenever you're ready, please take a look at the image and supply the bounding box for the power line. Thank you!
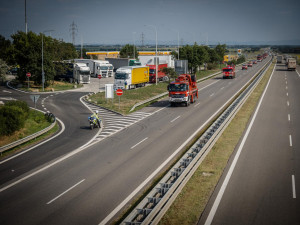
[69,21,78,45]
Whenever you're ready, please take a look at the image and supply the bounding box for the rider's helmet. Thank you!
[95,110,99,114]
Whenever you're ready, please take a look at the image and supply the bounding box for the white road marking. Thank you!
[194,102,201,107]
[2,90,12,93]
[210,93,215,97]
[296,70,300,77]
[130,137,148,150]
[288,114,290,121]
[170,116,181,123]
[286,93,288,97]
[292,175,296,198]
[286,86,288,90]
[198,80,220,92]
[220,87,224,90]
[47,179,85,204]
[289,135,293,147]
[287,101,290,107]
[204,59,276,225]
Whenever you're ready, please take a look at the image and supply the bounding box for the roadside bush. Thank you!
[32,112,44,123]
[5,100,29,119]
[207,63,218,70]
[0,105,26,136]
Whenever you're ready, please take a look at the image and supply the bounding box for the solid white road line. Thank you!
[204,59,276,225]
[47,179,85,204]
[289,135,293,147]
[130,137,148,150]
[170,116,181,123]
[292,175,296,198]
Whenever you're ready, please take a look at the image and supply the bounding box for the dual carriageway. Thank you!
[0,56,299,225]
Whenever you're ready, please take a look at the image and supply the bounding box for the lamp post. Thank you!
[145,25,158,85]
[133,32,136,59]
[42,30,54,91]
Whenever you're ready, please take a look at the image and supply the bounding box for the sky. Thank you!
[0,0,300,45]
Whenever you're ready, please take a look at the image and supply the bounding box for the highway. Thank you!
[0,59,270,225]
[199,63,300,224]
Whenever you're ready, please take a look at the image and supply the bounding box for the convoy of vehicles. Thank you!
[146,63,168,83]
[74,59,113,78]
[114,66,149,90]
[73,63,91,84]
[168,74,198,106]
[222,65,235,79]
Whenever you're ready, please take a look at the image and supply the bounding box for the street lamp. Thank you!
[145,25,158,85]
[42,30,54,91]
[133,31,136,59]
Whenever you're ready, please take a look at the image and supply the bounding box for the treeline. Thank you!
[0,32,78,87]
[172,43,227,74]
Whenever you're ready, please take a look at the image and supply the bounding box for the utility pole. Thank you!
[69,21,78,45]
[25,0,27,34]
[141,32,145,50]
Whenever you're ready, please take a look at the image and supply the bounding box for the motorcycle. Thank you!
[88,116,101,130]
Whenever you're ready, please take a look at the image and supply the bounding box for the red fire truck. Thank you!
[147,63,168,83]
[168,74,198,106]
[222,65,235,79]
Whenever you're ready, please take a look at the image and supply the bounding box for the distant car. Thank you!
[247,62,253,67]
[242,64,248,70]
[252,60,257,64]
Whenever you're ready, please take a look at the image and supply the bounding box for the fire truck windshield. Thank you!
[223,69,232,72]
[169,83,187,91]
[115,73,128,80]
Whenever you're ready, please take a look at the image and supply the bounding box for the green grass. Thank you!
[87,68,224,115]
[159,60,276,225]
[19,80,83,92]
[87,82,169,114]
[0,109,59,159]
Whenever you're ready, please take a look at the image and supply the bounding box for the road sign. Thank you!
[116,89,123,96]
[98,74,102,79]
[30,95,40,103]
[26,72,31,77]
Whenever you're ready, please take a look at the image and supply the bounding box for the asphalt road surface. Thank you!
[0,58,271,225]
[199,63,300,225]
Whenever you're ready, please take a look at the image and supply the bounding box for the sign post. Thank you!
[98,74,102,91]
[116,89,123,110]
[30,95,40,109]
[26,72,31,89]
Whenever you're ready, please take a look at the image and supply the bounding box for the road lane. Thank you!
[199,62,300,225]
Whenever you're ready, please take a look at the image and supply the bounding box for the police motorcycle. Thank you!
[88,111,101,130]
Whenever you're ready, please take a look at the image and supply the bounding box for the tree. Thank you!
[161,67,177,83]
[8,31,77,87]
[215,44,227,63]
[0,59,9,82]
[120,44,138,59]
[0,35,11,61]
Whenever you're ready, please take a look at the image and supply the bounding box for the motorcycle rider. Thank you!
[91,110,101,128]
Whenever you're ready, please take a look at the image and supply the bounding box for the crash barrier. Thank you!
[0,112,56,154]
[122,58,272,225]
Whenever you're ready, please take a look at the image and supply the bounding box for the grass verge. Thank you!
[87,68,224,115]
[158,60,275,225]
[0,110,59,159]
[16,80,83,92]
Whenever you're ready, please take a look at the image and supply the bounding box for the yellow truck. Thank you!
[114,66,149,90]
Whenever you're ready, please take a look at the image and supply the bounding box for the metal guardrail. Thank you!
[0,113,56,154]
[122,58,272,225]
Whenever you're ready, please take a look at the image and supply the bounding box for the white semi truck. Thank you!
[73,59,113,78]
[73,63,91,84]
[114,66,149,90]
